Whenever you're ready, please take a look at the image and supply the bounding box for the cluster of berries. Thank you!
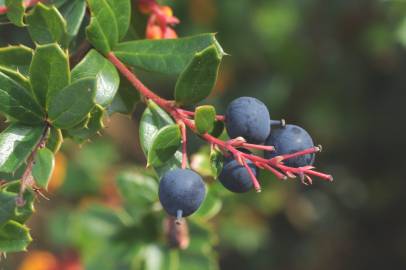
[159,97,331,222]
[138,0,179,39]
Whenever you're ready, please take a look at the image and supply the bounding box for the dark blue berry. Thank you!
[159,168,206,217]
[225,97,271,144]
[219,153,258,193]
[265,124,315,167]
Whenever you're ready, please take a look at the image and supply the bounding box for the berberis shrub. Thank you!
[0,0,333,263]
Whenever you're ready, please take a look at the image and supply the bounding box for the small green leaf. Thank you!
[147,124,181,167]
[65,105,105,143]
[140,100,175,155]
[86,0,119,54]
[105,0,131,40]
[5,0,24,27]
[210,148,224,178]
[139,101,182,177]
[59,0,86,42]
[0,221,32,252]
[0,124,44,174]
[175,45,222,105]
[0,45,33,76]
[72,49,120,107]
[32,148,55,190]
[30,43,70,109]
[195,105,216,134]
[113,33,222,75]
[46,127,63,153]
[26,3,68,46]
[0,72,44,123]
[48,78,97,129]
[107,74,139,115]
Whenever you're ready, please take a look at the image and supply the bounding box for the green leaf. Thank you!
[147,124,181,167]
[59,0,86,41]
[0,221,32,252]
[26,3,68,46]
[0,190,17,226]
[107,74,139,115]
[0,72,44,123]
[48,78,97,129]
[5,0,24,27]
[30,43,70,109]
[72,49,120,107]
[0,124,44,173]
[139,100,183,176]
[175,46,222,106]
[113,33,222,75]
[0,45,33,76]
[65,105,105,143]
[209,148,223,178]
[194,186,222,221]
[86,0,119,54]
[46,127,63,153]
[0,182,35,225]
[0,66,30,90]
[32,148,55,190]
[105,0,131,40]
[116,170,158,220]
[194,105,216,134]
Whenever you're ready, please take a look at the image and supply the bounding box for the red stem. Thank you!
[107,52,173,109]
[178,120,188,169]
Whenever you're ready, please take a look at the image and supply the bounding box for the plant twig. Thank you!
[107,52,333,187]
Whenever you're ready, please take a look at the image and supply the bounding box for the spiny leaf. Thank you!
[58,0,86,42]
[175,45,223,106]
[5,0,24,27]
[86,0,119,54]
[26,3,68,46]
[0,71,44,124]
[0,124,44,174]
[65,105,105,143]
[72,49,119,107]
[0,221,32,252]
[48,78,97,129]
[0,45,33,76]
[113,33,222,75]
[30,43,70,109]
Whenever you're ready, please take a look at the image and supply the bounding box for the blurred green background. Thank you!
[1,0,406,269]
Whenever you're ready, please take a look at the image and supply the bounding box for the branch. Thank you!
[106,52,333,189]
[16,123,50,206]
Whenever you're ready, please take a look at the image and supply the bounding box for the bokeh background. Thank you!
[2,0,406,269]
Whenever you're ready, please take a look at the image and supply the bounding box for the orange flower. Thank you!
[140,0,179,39]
